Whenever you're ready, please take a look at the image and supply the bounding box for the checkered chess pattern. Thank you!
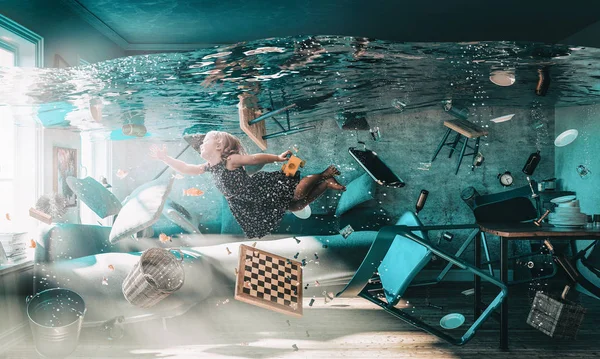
[235,245,303,317]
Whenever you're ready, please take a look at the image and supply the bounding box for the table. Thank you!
[477,223,600,351]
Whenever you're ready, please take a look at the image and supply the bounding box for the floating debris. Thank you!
[461,288,475,296]
[108,264,115,271]
[172,173,185,179]
[294,252,299,259]
[325,292,335,300]
[252,242,257,247]
[29,239,37,249]
[309,298,315,307]
[315,280,320,287]
[286,258,292,265]
[102,277,109,286]
[339,225,354,238]
[301,259,307,267]
[292,344,299,351]
[235,268,239,275]
[527,261,535,269]
[286,320,291,326]
[417,162,432,171]
[306,330,310,337]
[226,247,232,255]
[294,236,301,244]
[5,213,11,221]
[314,253,319,260]
[322,244,328,249]
[116,169,128,179]
[427,302,444,310]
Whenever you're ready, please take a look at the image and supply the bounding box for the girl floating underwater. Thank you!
[150,131,346,238]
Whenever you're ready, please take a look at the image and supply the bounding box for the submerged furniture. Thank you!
[477,223,600,350]
[431,118,488,175]
[337,212,507,346]
[460,182,557,284]
[348,145,405,188]
[238,92,315,150]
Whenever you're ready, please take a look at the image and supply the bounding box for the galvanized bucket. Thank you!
[26,288,86,358]
[122,248,185,308]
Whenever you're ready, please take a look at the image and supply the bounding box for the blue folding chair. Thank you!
[336,212,507,346]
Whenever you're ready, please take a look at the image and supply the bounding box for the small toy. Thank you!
[281,155,306,177]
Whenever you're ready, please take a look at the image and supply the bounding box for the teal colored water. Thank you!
[0,36,599,139]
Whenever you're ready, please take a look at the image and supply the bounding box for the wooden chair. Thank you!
[431,119,488,175]
[337,212,507,346]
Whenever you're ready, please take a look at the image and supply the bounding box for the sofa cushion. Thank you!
[67,176,122,219]
[335,173,376,217]
[109,177,174,243]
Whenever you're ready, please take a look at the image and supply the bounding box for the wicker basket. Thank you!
[526,291,586,339]
[122,248,185,308]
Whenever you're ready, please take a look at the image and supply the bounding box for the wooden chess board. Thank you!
[235,244,303,317]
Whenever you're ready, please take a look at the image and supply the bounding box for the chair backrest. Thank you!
[378,212,431,305]
[462,183,538,223]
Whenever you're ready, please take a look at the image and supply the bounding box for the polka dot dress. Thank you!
[207,161,300,238]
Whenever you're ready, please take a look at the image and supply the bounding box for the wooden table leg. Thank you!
[500,236,509,351]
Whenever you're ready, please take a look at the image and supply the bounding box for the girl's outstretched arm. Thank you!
[150,144,207,175]
[228,150,292,168]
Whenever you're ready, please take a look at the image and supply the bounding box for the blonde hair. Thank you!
[207,131,247,159]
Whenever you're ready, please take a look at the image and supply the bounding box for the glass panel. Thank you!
[0,47,15,67]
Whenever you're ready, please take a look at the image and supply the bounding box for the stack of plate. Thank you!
[548,195,587,227]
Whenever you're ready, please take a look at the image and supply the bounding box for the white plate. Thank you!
[551,195,577,204]
[554,129,579,147]
[489,71,516,87]
[490,114,515,123]
[292,205,311,220]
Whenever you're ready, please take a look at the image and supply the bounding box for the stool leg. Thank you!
[431,128,452,162]
[471,137,481,171]
[448,132,461,158]
[455,137,469,175]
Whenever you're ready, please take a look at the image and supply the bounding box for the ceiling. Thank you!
[62,0,600,51]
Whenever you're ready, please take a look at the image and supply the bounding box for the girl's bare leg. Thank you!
[292,165,340,201]
[289,177,346,212]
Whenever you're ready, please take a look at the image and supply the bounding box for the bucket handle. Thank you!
[167,248,184,262]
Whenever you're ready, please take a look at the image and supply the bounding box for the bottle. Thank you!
[415,190,429,215]
[522,150,541,176]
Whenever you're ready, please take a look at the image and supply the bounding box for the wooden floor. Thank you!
[4,281,600,359]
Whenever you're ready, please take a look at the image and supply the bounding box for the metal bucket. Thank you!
[26,288,86,358]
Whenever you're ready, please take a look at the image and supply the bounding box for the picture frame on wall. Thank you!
[53,146,77,207]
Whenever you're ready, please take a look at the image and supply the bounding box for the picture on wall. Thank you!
[53,146,77,207]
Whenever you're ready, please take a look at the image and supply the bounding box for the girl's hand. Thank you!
[149,144,168,161]
[277,150,292,162]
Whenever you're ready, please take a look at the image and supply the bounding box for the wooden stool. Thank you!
[431,119,488,175]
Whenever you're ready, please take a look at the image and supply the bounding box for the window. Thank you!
[0,15,43,266]
[0,46,15,232]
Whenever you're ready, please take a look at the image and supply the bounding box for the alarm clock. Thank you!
[498,171,514,187]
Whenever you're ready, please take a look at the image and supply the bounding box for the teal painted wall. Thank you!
[0,0,125,66]
[555,105,600,216]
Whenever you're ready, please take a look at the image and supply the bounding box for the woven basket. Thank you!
[122,248,185,308]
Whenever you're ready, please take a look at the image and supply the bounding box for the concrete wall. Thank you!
[555,104,600,216]
[0,0,125,66]
[109,104,556,254]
